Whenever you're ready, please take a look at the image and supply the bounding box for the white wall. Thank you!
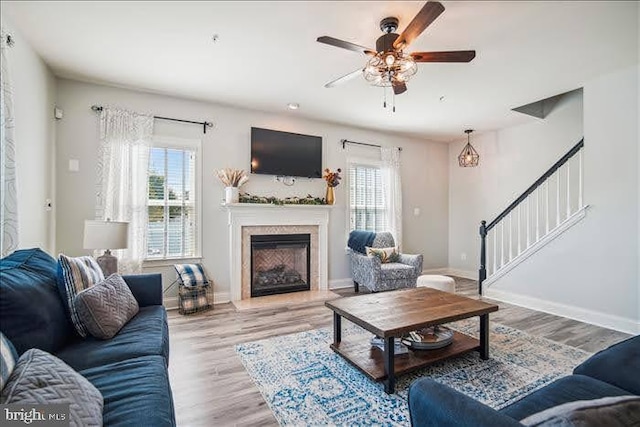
[449,67,640,333]
[55,79,449,300]
[448,90,584,274]
[2,18,57,253]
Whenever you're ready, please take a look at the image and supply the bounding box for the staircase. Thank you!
[478,139,587,294]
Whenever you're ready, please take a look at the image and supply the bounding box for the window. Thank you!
[146,139,200,259]
[348,162,388,232]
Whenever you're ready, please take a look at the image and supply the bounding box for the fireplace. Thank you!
[250,233,311,297]
[226,204,329,302]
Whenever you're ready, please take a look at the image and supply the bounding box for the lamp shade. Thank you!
[83,220,129,250]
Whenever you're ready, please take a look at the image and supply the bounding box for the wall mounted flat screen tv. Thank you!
[250,127,322,178]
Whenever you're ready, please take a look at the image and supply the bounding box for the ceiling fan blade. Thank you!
[324,68,363,88]
[394,1,445,50]
[317,36,376,56]
[411,50,476,62]
[392,81,407,95]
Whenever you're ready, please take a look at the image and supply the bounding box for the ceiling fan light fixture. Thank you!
[458,129,479,167]
[317,1,475,103]
[385,53,396,66]
[363,53,417,87]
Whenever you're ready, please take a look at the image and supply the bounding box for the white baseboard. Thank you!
[330,270,473,290]
[422,268,449,275]
[422,268,476,280]
[329,278,354,290]
[328,269,475,285]
[484,287,639,335]
[163,296,179,310]
[445,269,477,280]
[214,291,231,304]
[163,291,230,310]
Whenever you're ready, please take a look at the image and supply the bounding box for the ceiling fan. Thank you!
[317,1,475,98]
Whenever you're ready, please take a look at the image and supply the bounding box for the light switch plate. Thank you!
[68,159,79,172]
[413,208,421,216]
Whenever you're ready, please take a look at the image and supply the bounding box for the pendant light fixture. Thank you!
[458,129,479,167]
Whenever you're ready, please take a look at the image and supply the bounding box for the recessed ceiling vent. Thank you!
[512,88,581,119]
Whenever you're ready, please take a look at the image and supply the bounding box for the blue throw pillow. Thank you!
[0,332,18,391]
[0,248,73,354]
[174,264,209,287]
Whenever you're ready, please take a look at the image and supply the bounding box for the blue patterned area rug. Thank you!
[235,320,591,426]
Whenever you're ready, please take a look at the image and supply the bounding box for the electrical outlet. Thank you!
[461,252,467,261]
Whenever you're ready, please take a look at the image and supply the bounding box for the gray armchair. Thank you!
[348,232,423,293]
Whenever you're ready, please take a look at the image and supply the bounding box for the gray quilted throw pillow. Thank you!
[0,348,103,427]
[74,273,140,340]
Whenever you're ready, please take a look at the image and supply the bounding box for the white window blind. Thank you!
[349,163,388,232]
[147,146,198,259]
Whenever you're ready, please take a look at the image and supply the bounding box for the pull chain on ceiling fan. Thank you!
[317,1,476,110]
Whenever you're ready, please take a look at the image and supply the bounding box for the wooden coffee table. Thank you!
[325,287,499,393]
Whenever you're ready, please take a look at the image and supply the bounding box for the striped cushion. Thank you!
[1,332,18,391]
[366,246,400,263]
[174,264,208,287]
[57,254,105,337]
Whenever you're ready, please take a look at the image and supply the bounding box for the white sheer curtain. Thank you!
[0,31,18,257]
[96,107,154,273]
[381,147,403,250]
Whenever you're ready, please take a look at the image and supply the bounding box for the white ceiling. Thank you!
[3,1,638,141]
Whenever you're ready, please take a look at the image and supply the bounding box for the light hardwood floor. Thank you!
[167,277,631,426]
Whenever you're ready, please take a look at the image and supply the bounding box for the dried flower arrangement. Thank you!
[323,168,342,188]
[215,168,248,188]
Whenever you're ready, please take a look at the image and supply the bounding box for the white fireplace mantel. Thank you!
[225,203,332,301]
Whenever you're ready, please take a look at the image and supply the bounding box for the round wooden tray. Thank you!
[401,327,454,350]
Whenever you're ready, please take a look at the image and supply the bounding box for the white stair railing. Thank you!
[479,140,586,293]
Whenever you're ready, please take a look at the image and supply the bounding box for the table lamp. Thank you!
[83,220,129,276]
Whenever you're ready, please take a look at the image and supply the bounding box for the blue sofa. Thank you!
[408,335,640,426]
[0,248,175,426]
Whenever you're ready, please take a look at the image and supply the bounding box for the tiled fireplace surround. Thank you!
[225,204,331,301]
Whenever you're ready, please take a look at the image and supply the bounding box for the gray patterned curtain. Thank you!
[0,31,18,257]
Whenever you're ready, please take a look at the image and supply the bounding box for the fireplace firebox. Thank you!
[250,234,311,297]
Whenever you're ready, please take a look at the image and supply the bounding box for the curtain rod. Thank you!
[91,105,214,134]
[341,139,402,152]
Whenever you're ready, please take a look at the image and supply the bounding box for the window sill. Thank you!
[142,256,203,268]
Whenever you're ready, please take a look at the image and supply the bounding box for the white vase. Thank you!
[225,187,239,204]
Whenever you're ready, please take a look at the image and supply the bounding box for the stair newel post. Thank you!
[479,220,487,295]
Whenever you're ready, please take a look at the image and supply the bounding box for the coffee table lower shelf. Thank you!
[330,331,479,381]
